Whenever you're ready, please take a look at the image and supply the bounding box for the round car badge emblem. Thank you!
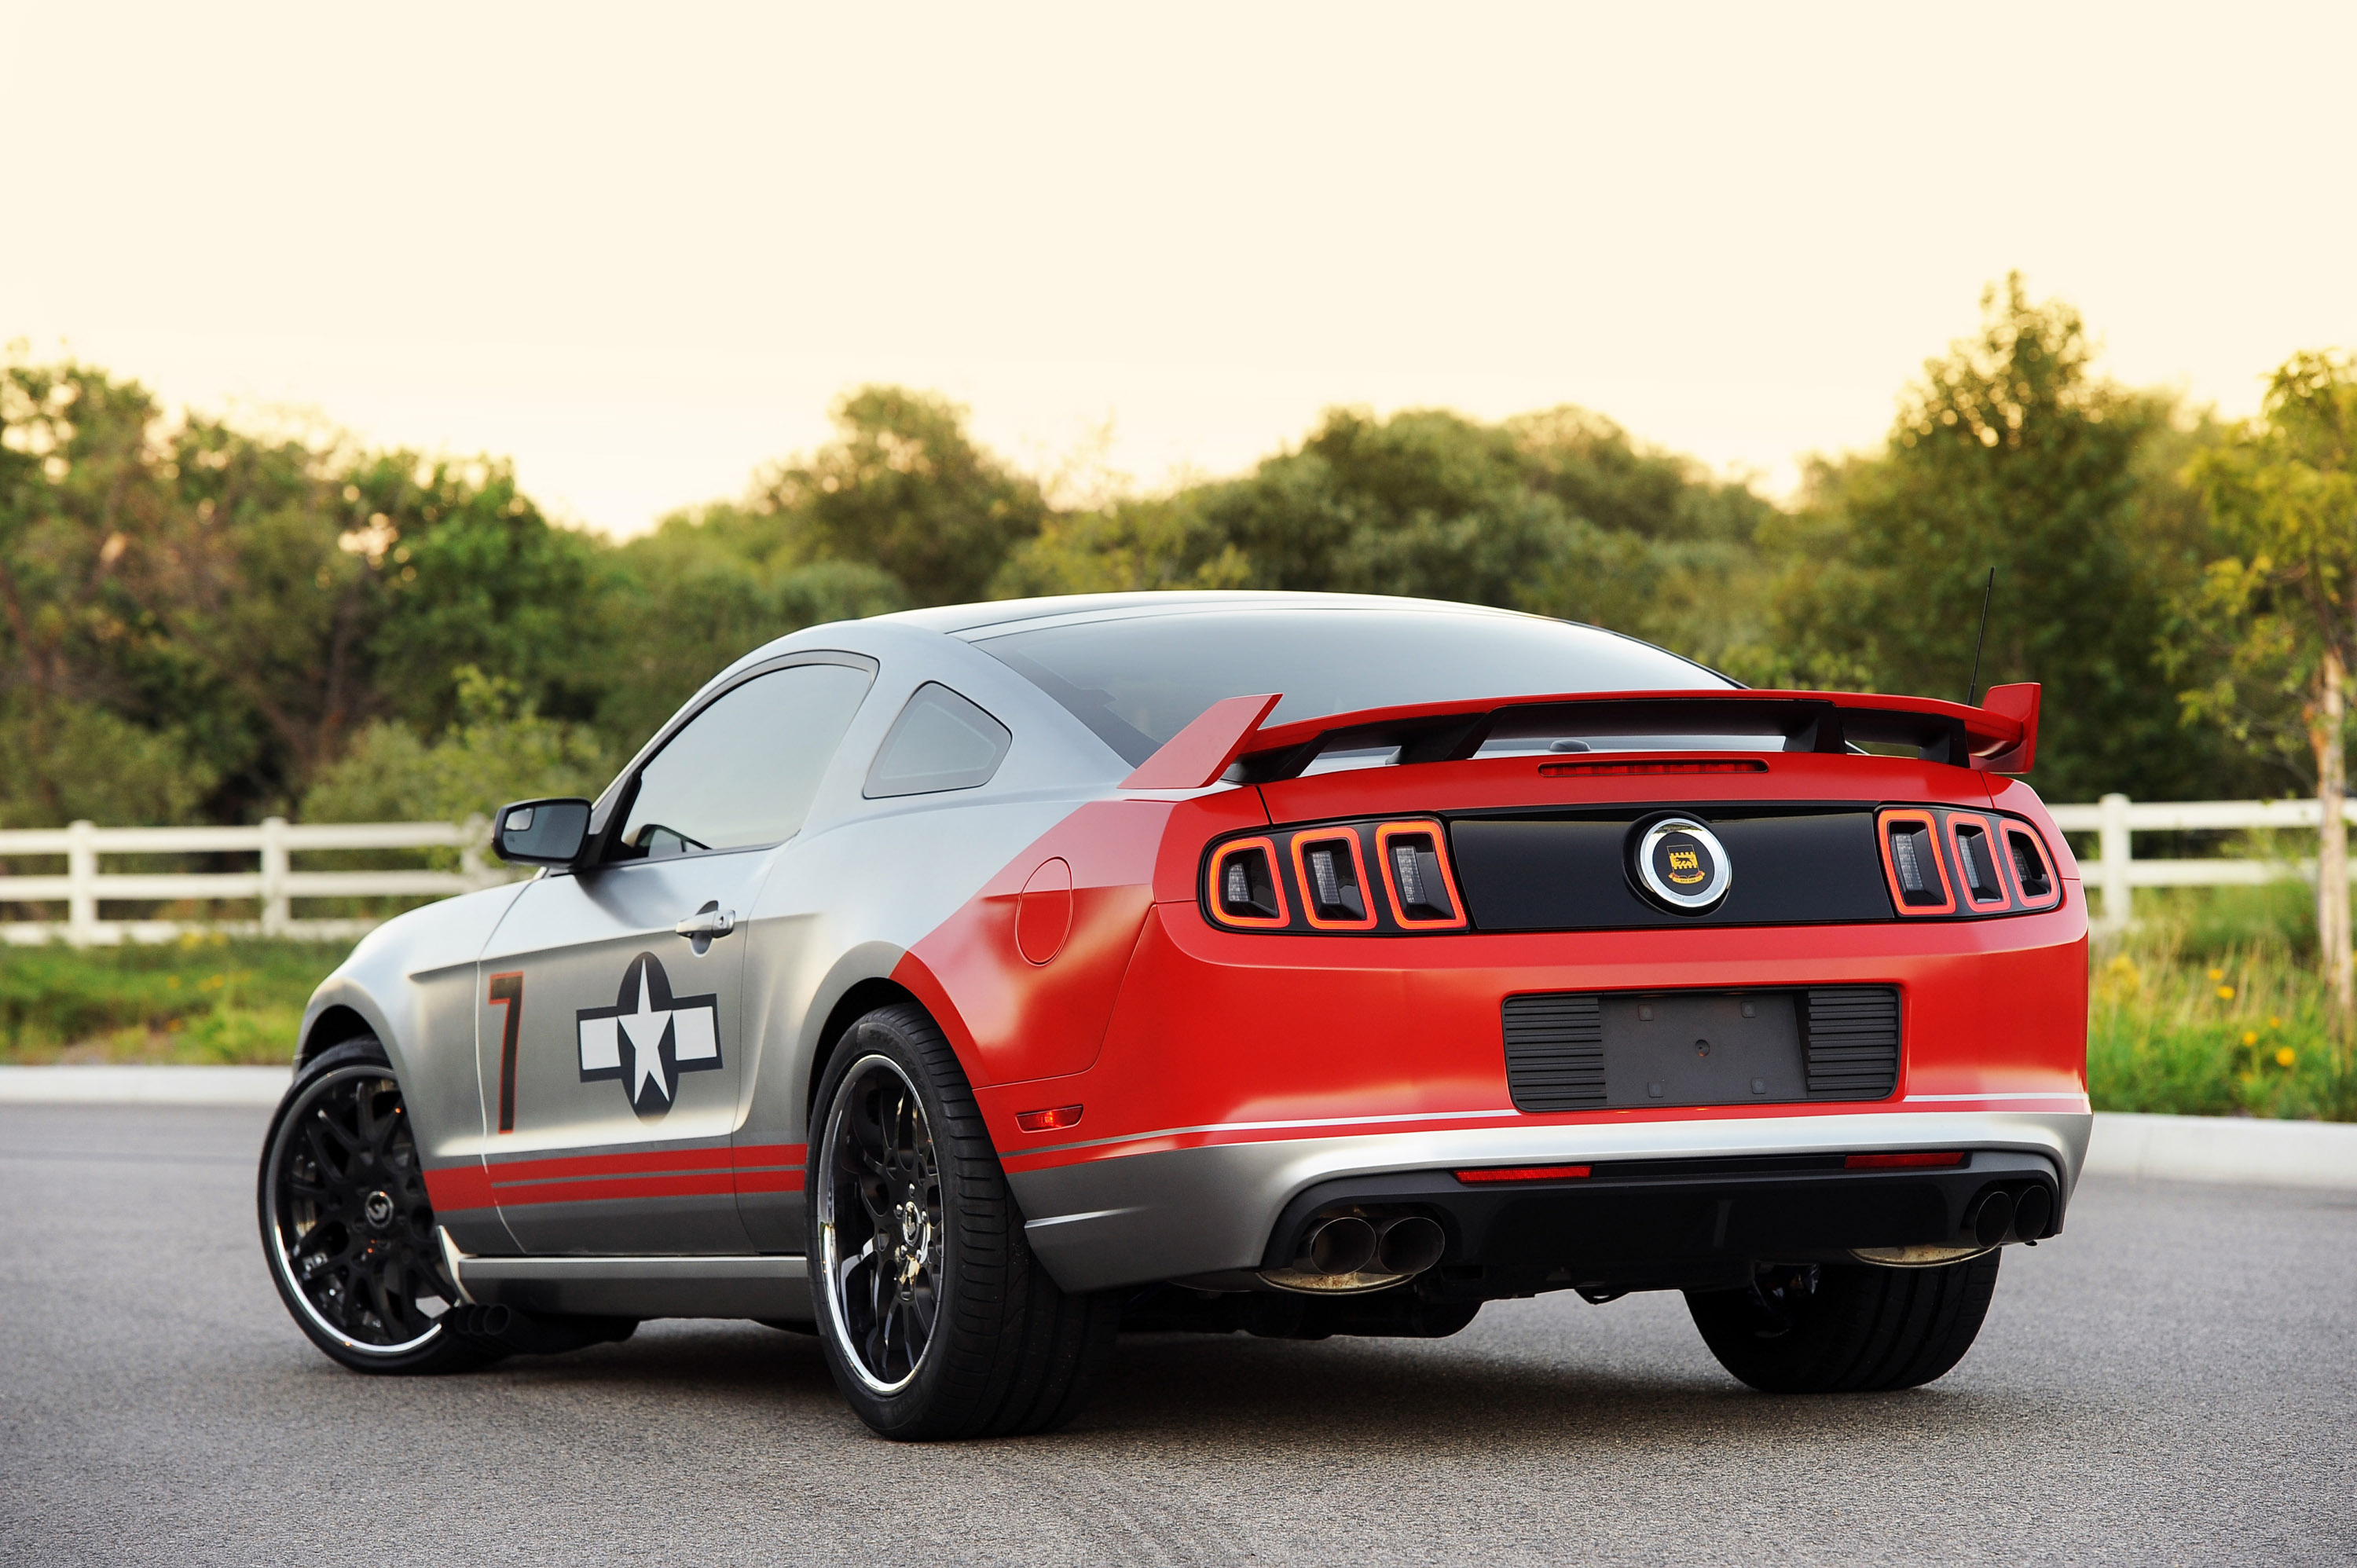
[1635,817,1732,913]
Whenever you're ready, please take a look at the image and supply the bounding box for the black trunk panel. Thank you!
[1450,808,1890,931]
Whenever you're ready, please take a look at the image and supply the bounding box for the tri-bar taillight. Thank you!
[1876,806,2060,918]
[1208,818,1467,934]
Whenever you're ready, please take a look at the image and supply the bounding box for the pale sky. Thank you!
[6,2,2353,534]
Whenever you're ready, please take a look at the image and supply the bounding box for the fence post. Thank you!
[2098,792,2132,931]
[260,815,290,936]
[66,819,98,947]
[459,815,488,889]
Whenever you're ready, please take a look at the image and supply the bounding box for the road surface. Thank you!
[2,1104,2352,1566]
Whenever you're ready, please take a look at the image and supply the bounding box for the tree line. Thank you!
[2,277,2350,836]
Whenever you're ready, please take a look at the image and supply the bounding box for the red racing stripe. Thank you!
[423,1163,496,1211]
[460,1142,810,1208]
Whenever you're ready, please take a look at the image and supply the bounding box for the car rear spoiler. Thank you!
[1121,683,2040,789]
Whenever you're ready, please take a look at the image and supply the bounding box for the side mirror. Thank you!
[493,798,592,866]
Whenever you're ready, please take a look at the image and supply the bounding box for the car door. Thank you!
[475,654,877,1255]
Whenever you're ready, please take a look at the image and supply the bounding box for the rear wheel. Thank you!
[257,1039,495,1376]
[808,1003,1118,1439]
[1685,1255,2000,1394]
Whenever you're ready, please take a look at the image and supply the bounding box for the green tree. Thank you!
[2179,350,2357,1024]
[754,387,1048,606]
[1195,407,1576,606]
[594,511,905,751]
[302,665,614,826]
[1769,277,2234,802]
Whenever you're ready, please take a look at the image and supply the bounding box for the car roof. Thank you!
[877,589,1562,639]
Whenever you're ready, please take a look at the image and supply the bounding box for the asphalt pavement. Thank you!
[2,1104,2352,1567]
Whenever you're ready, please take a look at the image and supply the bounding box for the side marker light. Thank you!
[1844,1151,1965,1169]
[1454,1163,1592,1183]
[1014,1105,1083,1134]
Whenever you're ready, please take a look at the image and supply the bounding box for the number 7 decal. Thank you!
[487,972,524,1134]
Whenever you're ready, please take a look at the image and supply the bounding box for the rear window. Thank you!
[973,607,1729,767]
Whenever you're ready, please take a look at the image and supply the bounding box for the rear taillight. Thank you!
[1878,808,1956,914]
[1376,820,1467,929]
[1204,818,1470,934]
[2003,825,2059,909]
[1207,837,1288,929]
[1875,806,2064,918]
[1945,813,2010,910]
[1292,831,1376,929]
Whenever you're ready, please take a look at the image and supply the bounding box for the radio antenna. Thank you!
[1964,566,1996,706]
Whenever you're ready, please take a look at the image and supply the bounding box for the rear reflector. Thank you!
[1538,758,1769,777]
[1014,1105,1083,1133]
[1453,1163,1593,1183]
[1844,1151,1965,1169]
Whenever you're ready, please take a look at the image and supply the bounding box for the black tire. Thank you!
[258,1039,498,1376]
[808,1003,1119,1440]
[1685,1255,2001,1394]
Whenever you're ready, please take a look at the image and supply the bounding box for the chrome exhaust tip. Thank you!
[1967,1188,2016,1248]
[1302,1215,1378,1277]
[1373,1214,1446,1276]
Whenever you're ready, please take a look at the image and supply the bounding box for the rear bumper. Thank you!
[1007,1107,2089,1295]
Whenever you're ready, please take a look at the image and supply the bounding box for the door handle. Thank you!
[674,908,737,940]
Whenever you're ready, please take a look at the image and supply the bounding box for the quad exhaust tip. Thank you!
[1263,1210,1449,1295]
[1303,1216,1378,1276]
[1967,1189,2016,1248]
[1374,1214,1446,1276]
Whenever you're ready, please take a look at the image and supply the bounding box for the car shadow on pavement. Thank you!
[460,1317,2039,1456]
[1068,1331,2040,1453]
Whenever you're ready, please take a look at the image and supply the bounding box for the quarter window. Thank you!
[618,661,874,858]
[864,683,1012,798]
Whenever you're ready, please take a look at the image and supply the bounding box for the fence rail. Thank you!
[0,794,2344,947]
[2046,793,2357,930]
[0,816,506,947]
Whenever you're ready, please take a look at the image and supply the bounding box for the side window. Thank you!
[863,683,1012,798]
[618,661,874,859]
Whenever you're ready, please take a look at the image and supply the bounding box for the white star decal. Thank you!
[617,965,674,1104]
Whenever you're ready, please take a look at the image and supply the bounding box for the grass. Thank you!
[4,888,2355,1119]
[0,934,351,1064]
[2089,883,2357,1122]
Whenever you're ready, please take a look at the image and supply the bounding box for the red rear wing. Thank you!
[1124,682,2040,789]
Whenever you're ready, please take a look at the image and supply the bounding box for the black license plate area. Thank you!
[1601,991,1804,1108]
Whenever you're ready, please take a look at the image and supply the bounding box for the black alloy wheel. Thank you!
[820,1053,945,1390]
[809,1003,1119,1440]
[258,1039,495,1375]
[1685,1253,2002,1394]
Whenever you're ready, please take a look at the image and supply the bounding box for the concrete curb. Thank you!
[2,1072,2354,1189]
[2084,1110,2357,1191]
[0,1064,291,1105]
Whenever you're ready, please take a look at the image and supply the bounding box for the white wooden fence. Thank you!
[0,817,508,947]
[0,795,2341,947]
[2047,793,2357,931]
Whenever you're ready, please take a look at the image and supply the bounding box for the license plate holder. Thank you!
[1600,991,1805,1108]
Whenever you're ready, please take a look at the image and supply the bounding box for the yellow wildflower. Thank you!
[2242,1031,2259,1046]
[2275,1046,2297,1068]
[2206,967,2224,981]
[2269,1016,2282,1028]
[2216,986,2235,1000]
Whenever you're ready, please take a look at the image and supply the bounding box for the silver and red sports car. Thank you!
[258,591,2087,1438]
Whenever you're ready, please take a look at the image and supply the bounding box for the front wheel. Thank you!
[257,1039,495,1376]
[808,1003,1118,1439]
[1685,1255,2000,1394]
